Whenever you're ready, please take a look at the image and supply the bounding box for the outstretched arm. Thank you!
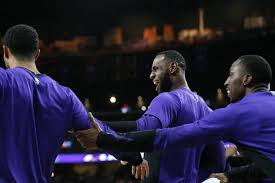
[96,107,238,152]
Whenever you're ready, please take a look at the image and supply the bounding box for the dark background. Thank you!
[1,0,275,182]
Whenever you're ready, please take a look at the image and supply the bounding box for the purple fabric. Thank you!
[154,91,275,162]
[137,87,224,183]
[0,67,91,183]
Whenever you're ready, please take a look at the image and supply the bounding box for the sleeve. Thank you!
[198,141,226,181]
[104,121,137,132]
[95,118,122,138]
[200,141,226,170]
[154,107,238,151]
[70,90,91,130]
[138,93,178,129]
[136,114,163,130]
[95,118,143,166]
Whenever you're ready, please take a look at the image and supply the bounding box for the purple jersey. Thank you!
[154,91,275,162]
[137,87,218,183]
[0,67,91,183]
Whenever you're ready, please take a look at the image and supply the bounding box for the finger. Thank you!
[131,166,136,176]
[140,166,145,180]
[120,161,128,165]
[144,163,149,177]
[135,166,141,179]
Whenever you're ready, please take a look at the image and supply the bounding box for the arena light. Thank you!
[54,153,117,164]
[110,96,117,104]
[141,106,147,111]
[99,154,107,161]
[83,154,94,162]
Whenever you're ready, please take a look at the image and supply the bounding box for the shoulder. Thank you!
[152,92,179,105]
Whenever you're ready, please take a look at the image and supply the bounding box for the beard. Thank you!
[158,71,172,93]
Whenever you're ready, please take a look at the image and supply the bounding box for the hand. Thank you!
[75,112,102,150]
[225,144,238,158]
[120,161,128,165]
[131,159,149,180]
[209,173,229,183]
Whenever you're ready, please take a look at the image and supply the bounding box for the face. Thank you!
[224,61,246,103]
[150,55,172,93]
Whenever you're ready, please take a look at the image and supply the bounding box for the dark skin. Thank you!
[210,59,269,183]
[150,54,189,93]
[77,58,270,183]
[75,112,102,150]
[76,54,190,150]
[76,54,189,180]
[224,59,269,103]
[3,45,41,74]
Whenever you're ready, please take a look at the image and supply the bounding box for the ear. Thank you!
[3,46,10,59]
[242,74,252,86]
[34,49,40,61]
[169,62,178,74]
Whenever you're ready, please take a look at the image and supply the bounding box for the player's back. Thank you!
[0,67,89,183]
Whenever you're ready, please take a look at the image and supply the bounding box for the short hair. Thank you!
[157,50,186,71]
[237,55,272,84]
[3,24,39,60]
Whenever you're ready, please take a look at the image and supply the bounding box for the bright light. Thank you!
[83,154,94,162]
[121,107,128,114]
[110,96,117,103]
[107,154,116,161]
[99,154,107,161]
[141,106,147,111]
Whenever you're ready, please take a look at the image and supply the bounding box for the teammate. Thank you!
[0,24,92,183]
[77,50,226,183]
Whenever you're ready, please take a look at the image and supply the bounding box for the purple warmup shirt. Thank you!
[0,67,91,183]
[136,87,222,183]
[154,91,275,162]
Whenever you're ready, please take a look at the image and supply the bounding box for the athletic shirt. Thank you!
[0,67,91,183]
[137,87,224,183]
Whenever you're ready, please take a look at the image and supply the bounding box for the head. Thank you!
[150,50,186,93]
[2,24,40,68]
[224,55,272,103]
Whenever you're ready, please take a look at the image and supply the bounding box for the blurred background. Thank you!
[1,0,275,182]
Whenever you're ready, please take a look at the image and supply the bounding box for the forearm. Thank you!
[110,152,143,166]
[154,116,233,151]
[100,114,161,133]
[95,118,122,137]
[104,121,137,132]
[96,130,156,152]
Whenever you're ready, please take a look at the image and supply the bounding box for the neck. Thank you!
[10,59,40,74]
[170,75,190,91]
[245,84,269,96]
